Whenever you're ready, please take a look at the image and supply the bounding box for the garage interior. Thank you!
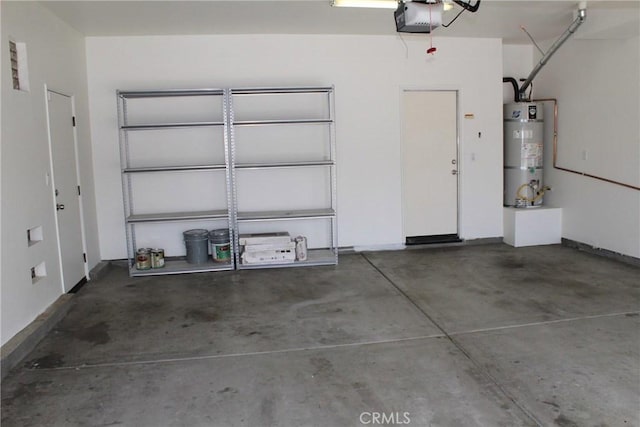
[1,1,639,426]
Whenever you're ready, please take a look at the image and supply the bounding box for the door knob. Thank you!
[451,170,458,175]
[56,204,65,211]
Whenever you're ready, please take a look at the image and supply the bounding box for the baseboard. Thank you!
[1,294,74,379]
[345,237,503,253]
[350,244,406,253]
[562,238,640,268]
[458,237,504,246]
[89,260,112,281]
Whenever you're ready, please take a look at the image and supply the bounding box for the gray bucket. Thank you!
[209,229,231,262]
[183,229,209,264]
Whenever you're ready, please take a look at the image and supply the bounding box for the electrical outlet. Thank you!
[31,261,46,284]
[581,149,588,160]
[27,225,43,246]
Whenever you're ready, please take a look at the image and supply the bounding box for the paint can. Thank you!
[183,229,210,264]
[135,248,152,270]
[294,236,308,261]
[209,229,231,262]
[151,249,165,268]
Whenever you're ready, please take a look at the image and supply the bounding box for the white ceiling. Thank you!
[40,0,640,43]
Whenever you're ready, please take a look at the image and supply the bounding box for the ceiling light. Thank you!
[332,0,399,9]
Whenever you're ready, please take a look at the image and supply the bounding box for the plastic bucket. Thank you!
[183,229,209,264]
[209,229,231,262]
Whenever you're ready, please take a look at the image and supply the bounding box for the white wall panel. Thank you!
[536,36,640,258]
[86,34,504,258]
[1,2,99,345]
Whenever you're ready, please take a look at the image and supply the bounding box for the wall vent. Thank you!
[9,41,19,90]
[31,262,47,284]
[8,40,30,92]
[27,225,44,247]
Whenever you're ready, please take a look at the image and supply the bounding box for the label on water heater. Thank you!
[513,129,533,139]
[521,142,543,168]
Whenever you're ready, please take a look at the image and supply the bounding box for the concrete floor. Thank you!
[2,244,638,426]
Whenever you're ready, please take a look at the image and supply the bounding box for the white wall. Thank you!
[502,44,533,103]
[86,34,504,258]
[1,2,100,345]
[535,36,640,258]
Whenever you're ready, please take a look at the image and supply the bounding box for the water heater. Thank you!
[503,102,544,207]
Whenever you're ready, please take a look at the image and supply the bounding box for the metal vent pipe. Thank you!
[519,8,587,101]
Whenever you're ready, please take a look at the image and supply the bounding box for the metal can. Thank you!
[294,236,308,261]
[135,248,151,270]
[151,249,165,268]
[209,229,231,263]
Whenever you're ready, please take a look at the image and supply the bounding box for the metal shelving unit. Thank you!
[117,86,337,276]
[123,165,227,173]
[117,89,235,276]
[229,86,338,269]
[236,208,336,222]
[127,210,229,223]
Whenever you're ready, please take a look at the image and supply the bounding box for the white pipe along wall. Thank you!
[86,34,504,259]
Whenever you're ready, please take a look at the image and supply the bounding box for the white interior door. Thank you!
[47,90,86,291]
[402,90,458,242]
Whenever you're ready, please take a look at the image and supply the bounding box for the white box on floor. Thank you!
[243,241,296,253]
[241,248,296,264]
[503,206,562,247]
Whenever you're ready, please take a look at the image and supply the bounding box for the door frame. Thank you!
[44,85,89,292]
[399,86,461,243]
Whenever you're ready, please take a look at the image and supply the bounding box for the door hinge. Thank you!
[77,185,81,196]
[72,116,76,127]
[83,253,87,263]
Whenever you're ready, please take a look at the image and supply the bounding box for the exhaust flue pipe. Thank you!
[519,7,587,101]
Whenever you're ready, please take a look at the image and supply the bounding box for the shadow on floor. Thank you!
[2,244,638,426]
